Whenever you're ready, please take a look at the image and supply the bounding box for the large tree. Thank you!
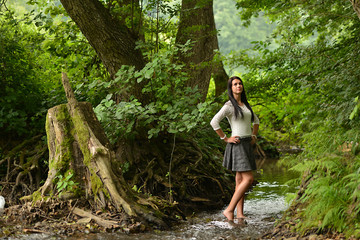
[175,0,228,99]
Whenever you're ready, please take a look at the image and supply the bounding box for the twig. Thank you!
[23,228,50,234]
[168,134,176,203]
[0,0,9,11]
[66,199,79,221]
[39,215,61,222]
[0,181,15,184]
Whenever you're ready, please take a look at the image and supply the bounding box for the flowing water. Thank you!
[9,158,299,240]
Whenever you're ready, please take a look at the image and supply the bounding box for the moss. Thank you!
[55,104,69,122]
[88,170,111,200]
[47,103,111,201]
[31,190,42,202]
[60,139,73,169]
[90,173,103,196]
[102,187,110,198]
[30,190,50,203]
[48,104,74,171]
[96,148,107,155]
[45,112,51,154]
[50,139,73,173]
[70,105,92,166]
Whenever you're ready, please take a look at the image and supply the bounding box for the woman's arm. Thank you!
[251,123,259,145]
[211,104,240,144]
[215,129,240,144]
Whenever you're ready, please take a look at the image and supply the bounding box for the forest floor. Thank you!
[0,200,355,240]
[0,198,146,238]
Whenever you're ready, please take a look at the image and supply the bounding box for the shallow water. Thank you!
[9,158,299,240]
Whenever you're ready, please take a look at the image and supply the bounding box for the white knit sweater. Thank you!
[210,101,259,137]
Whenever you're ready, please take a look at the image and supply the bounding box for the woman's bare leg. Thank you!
[223,171,254,221]
[235,172,246,218]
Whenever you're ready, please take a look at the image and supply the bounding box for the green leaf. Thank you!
[104,100,113,108]
[144,69,153,79]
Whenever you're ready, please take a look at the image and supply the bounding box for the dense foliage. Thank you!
[0,9,48,136]
[94,44,213,143]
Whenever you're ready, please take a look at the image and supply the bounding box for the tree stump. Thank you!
[35,73,168,229]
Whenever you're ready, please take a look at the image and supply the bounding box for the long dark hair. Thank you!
[227,76,254,121]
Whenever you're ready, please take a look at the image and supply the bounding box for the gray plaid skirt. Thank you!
[223,137,256,172]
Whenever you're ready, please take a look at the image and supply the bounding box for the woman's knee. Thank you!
[237,172,254,185]
[242,172,254,185]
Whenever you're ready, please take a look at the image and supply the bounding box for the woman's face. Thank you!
[231,79,243,95]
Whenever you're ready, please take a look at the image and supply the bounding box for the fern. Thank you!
[285,150,360,237]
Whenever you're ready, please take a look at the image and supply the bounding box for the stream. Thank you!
[9,158,299,240]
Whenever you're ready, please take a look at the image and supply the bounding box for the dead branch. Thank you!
[73,207,120,229]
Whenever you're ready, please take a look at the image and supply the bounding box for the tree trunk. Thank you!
[213,59,228,97]
[350,0,360,19]
[59,0,146,101]
[60,0,145,75]
[176,0,227,100]
[37,73,168,228]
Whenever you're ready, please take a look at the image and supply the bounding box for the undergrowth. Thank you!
[279,119,360,238]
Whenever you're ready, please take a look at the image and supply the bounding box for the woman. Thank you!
[210,76,259,221]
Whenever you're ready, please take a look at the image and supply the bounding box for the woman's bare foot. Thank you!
[223,209,234,221]
[236,214,248,219]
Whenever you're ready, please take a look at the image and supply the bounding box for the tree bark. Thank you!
[60,0,145,75]
[350,0,360,19]
[60,0,147,102]
[213,59,228,97]
[176,0,228,100]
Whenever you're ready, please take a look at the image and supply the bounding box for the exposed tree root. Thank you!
[117,134,235,215]
[0,135,48,205]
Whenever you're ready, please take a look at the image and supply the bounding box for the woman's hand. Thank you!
[251,135,257,145]
[226,136,241,144]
